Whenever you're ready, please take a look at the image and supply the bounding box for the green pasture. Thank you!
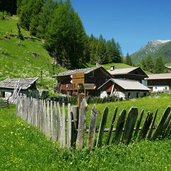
[87,93,171,127]
[0,16,64,93]
[0,104,171,170]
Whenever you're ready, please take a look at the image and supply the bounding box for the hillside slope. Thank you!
[131,40,171,64]
[0,16,64,92]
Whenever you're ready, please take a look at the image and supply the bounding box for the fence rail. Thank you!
[16,96,171,150]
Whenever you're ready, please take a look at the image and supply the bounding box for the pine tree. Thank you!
[125,53,133,66]
[155,56,165,73]
[29,0,44,36]
[44,1,86,69]
[37,0,57,38]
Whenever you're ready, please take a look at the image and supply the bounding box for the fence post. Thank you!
[71,106,79,148]
[96,107,108,147]
[76,99,87,149]
[67,103,71,148]
[106,107,117,145]
[112,109,126,144]
[122,107,138,144]
[152,107,171,140]
[88,105,97,150]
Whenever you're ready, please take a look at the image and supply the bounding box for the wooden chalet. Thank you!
[98,78,150,100]
[107,67,148,83]
[145,73,171,92]
[0,78,38,99]
[55,66,112,96]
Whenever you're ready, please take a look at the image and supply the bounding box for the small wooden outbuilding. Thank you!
[0,77,38,99]
[98,78,150,100]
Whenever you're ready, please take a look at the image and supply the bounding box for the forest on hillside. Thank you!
[0,0,123,69]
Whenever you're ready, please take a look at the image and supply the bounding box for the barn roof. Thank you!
[146,73,171,80]
[0,78,38,90]
[107,67,148,77]
[107,67,138,75]
[98,78,150,91]
[57,66,111,77]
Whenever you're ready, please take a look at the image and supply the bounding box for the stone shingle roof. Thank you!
[0,78,38,90]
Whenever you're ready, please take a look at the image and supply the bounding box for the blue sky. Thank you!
[71,0,171,55]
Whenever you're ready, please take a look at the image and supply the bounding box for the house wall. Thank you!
[149,85,170,93]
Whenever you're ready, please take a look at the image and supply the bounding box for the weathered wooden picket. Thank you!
[16,96,171,150]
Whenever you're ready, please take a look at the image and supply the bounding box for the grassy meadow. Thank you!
[1,102,171,171]
[87,93,171,127]
[0,16,65,93]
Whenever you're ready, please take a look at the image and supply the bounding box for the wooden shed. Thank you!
[145,73,171,92]
[0,77,38,99]
[108,67,148,83]
[55,66,112,96]
[98,78,150,100]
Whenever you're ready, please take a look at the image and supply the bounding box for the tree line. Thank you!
[15,0,122,69]
[140,56,165,73]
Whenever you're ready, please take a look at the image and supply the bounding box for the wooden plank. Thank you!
[88,105,97,150]
[61,103,66,147]
[67,103,71,148]
[53,101,58,141]
[46,100,50,138]
[50,101,54,140]
[152,107,171,140]
[164,122,171,138]
[133,110,144,139]
[84,83,96,90]
[57,102,63,147]
[96,107,108,147]
[147,109,158,139]
[76,100,87,149]
[112,109,126,144]
[122,107,138,144]
[71,78,84,84]
[71,106,79,148]
[162,114,171,138]
[71,72,84,79]
[106,107,117,145]
[138,112,153,141]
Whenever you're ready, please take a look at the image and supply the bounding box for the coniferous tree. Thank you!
[45,0,86,69]
[29,0,44,36]
[37,0,57,38]
[155,56,165,73]
[125,53,133,66]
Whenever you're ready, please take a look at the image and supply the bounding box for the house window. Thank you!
[128,92,130,99]
[136,93,139,98]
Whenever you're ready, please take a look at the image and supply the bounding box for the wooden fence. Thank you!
[16,96,171,150]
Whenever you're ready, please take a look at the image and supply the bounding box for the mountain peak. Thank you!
[131,39,171,64]
[148,40,171,46]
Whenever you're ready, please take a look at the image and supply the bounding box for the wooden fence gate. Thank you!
[16,96,171,150]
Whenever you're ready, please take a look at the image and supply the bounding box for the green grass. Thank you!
[1,105,171,170]
[102,62,133,70]
[87,62,132,70]
[0,16,65,93]
[88,93,171,127]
